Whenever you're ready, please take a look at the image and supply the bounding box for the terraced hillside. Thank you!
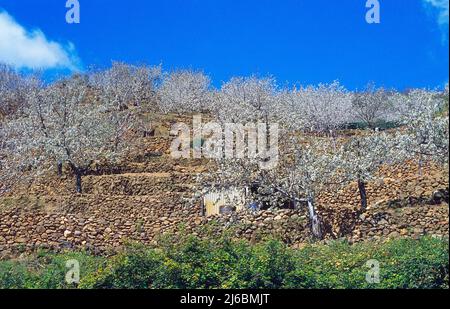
[0,116,448,258]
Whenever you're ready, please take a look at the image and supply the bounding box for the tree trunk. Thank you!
[75,171,82,194]
[330,130,337,150]
[265,115,270,145]
[358,178,368,211]
[307,194,322,239]
[68,162,83,194]
[418,155,423,176]
[57,162,63,177]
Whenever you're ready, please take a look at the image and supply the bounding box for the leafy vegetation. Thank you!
[0,251,103,289]
[0,236,447,289]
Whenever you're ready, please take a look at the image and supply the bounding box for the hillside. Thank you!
[0,114,448,258]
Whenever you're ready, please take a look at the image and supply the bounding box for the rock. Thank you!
[63,230,72,238]
[389,231,400,238]
[16,237,27,243]
[378,219,389,226]
[430,189,449,204]
[413,228,424,235]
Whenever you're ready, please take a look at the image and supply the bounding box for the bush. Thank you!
[285,237,449,289]
[0,250,103,289]
[0,237,448,289]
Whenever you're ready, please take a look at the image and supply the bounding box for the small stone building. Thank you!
[202,187,248,216]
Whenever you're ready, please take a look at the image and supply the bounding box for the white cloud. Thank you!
[0,10,80,71]
[423,0,449,26]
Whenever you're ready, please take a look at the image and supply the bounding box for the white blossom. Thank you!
[1,74,135,193]
[157,70,211,114]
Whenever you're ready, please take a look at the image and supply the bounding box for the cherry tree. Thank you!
[0,119,49,195]
[442,83,449,113]
[337,131,403,210]
[89,62,161,110]
[196,133,341,239]
[157,70,211,114]
[211,76,281,165]
[395,89,449,174]
[264,137,343,238]
[197,79,354,239]
[275,88,312,133]
[351,83,393,129]
[338,88,448,210]
[0,64,21,118]
[287,81,353,134]
[214,76,278,124]
[2,74,135,193]
[193,78,281,207]
[0,126,25,195]
[0,67,42,194]
[0,64,40,118]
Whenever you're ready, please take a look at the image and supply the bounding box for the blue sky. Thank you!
[0,0,448,90]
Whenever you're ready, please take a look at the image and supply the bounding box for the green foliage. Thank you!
[0,237,448,289]
[285,237,449,289]
[343,120,400,131]
[0,250,104,289]
[80,244,163,289]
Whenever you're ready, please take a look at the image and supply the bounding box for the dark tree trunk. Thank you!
[75,171,82,194]
[358,178,368,211]
[307,194,322,239]
[265,115,270,145]
[57,162,63,177]
[69,163,83,194]
[200,198,205,216]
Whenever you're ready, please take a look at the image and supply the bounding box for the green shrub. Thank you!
[0,250,103,289]
[80,244,163,289]
[0,237,448,289]
[0,261,31,289]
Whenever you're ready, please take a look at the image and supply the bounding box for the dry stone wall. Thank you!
[0,192,448,258]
